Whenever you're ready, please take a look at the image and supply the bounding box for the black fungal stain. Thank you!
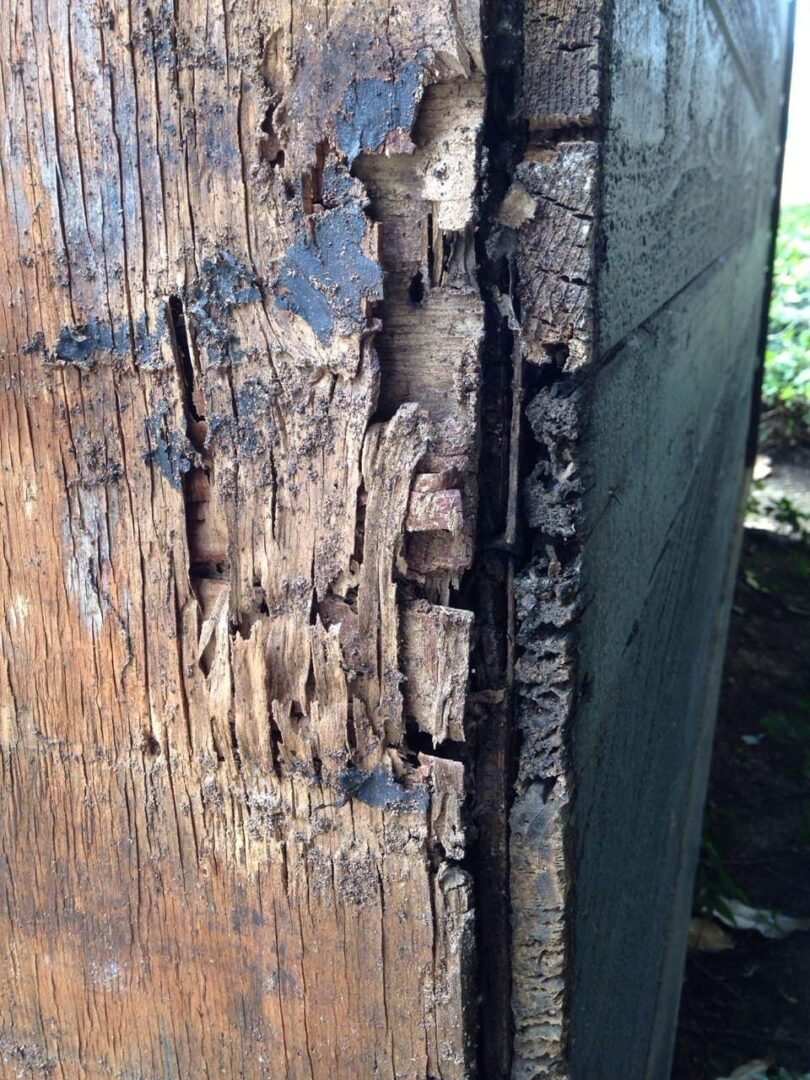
[186,251,261,366]
[275,205,382,343]
[200,251,262,310]
[144,403,199,490]
[321,164,358,208]
[339,764,428,813]
[134,306,171,369]
[336,58,423,163]
[21,331,45,355]
[53,317,116,367]
[49,307,170,371]
[51,251,260,373]
[235,375,279,459]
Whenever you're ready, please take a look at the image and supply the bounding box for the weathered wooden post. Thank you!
[0,1,791,1077]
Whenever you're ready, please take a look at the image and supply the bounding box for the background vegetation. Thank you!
[763,205,810,440]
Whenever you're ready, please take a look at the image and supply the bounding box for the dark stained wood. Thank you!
[570,239,772,1078]
[709,0,788,108]
[504,0,791,1076]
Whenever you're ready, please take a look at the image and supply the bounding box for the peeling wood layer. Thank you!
[0,2,485,1075]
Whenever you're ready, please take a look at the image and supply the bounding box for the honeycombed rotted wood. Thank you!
[0,3,484,1076]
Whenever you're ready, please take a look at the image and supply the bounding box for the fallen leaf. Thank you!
[753,456,773,481]
[712,898,810,940]
[715,1062,770,1080]
[688,916,735,953]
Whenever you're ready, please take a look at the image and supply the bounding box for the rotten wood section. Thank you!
[0,0,794,1076]
[0,2,484,1076]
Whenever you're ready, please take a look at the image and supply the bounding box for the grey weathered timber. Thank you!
[0,0,792,1077]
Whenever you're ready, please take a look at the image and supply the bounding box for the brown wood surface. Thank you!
[0,3,484,1076]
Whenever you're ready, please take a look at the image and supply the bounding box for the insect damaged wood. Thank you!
[0,1,486,1076]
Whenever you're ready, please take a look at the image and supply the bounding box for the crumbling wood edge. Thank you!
[475,1,606,1074]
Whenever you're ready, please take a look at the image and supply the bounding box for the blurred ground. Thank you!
[748,448,810,534]
[672,456,810,1080]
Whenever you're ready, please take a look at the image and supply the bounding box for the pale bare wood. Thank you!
[402,602,473,745]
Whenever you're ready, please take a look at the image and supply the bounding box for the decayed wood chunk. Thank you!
[523,0,603,130]
[406,487,464,534]
[516,142,599,368]
[403,602,473,745]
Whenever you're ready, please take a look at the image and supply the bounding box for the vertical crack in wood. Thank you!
[464,0,526,1073]
[166,292,231,659]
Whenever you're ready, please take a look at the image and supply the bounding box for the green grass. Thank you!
[765,204,810,413]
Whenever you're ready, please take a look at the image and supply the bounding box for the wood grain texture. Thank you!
[523,0,603,130]
[565,1,791,1074]
[0,2,483,1076]
[0,0,793,1076]
[709,0,787,108]
[597,0,788,352]
[570,239,771,1079]
[504,5,603,1075]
